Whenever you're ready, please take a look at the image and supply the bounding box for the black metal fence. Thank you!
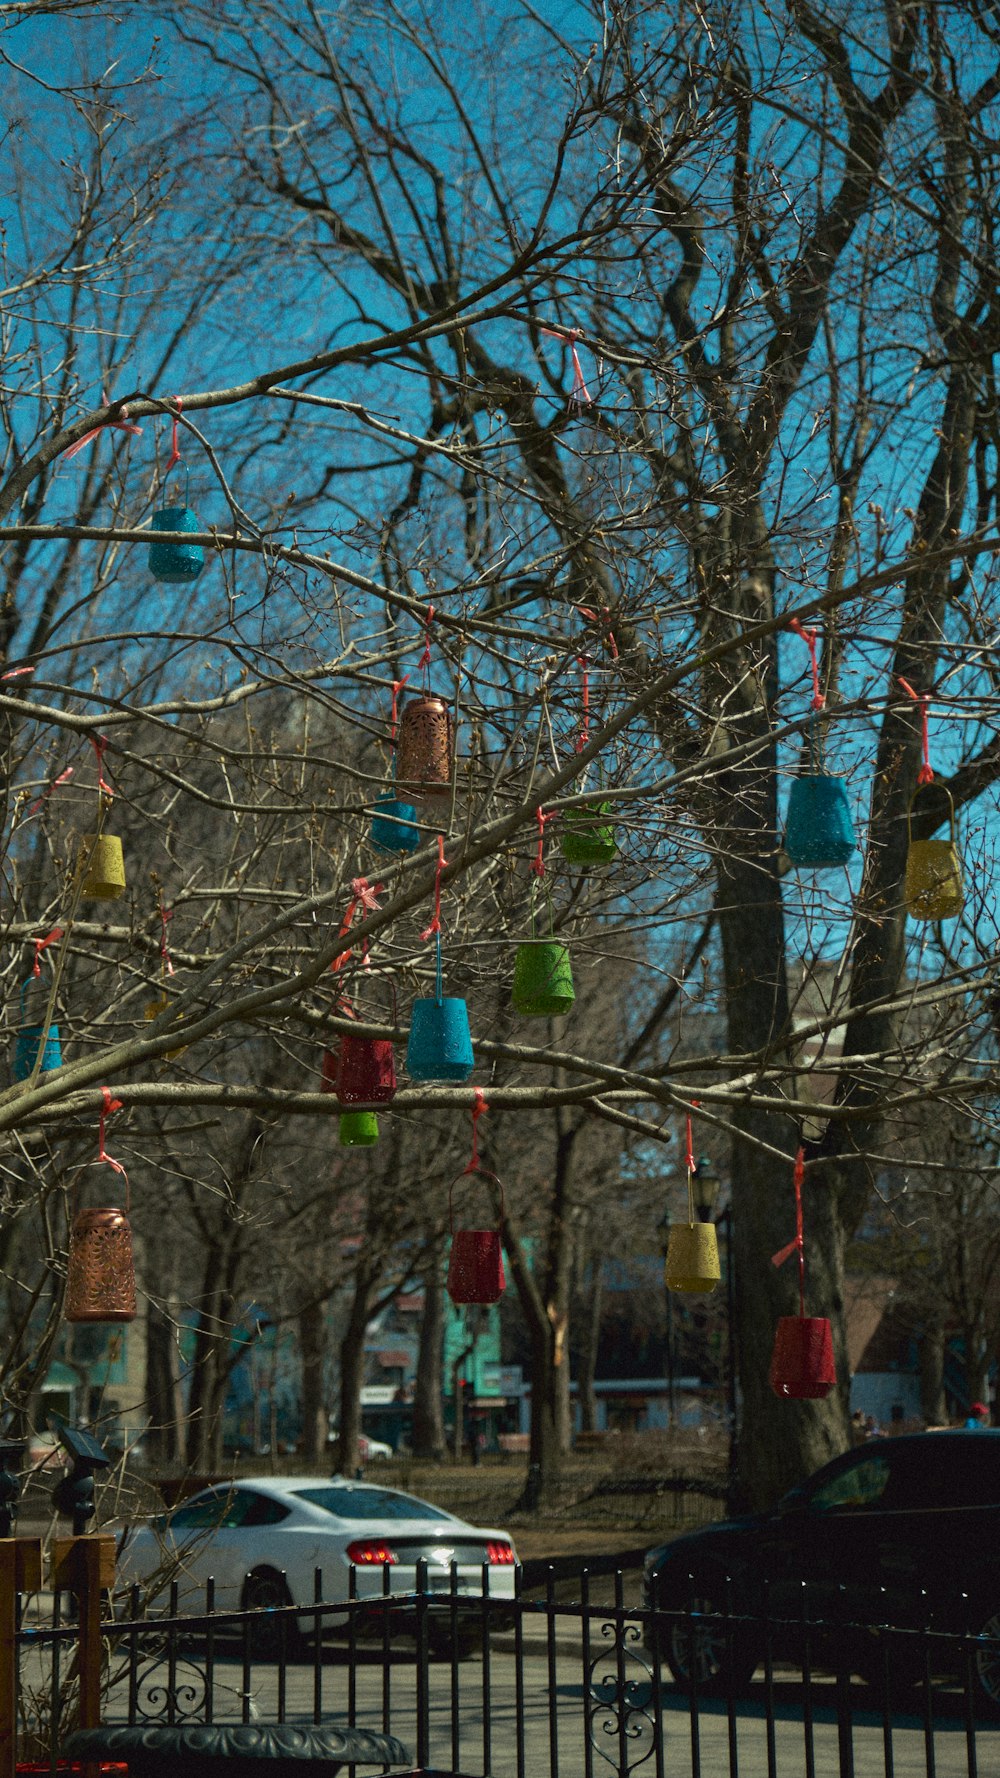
[15,1566,1000,1777]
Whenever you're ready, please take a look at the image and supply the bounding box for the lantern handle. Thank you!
[907,779,956,844]
[448,1165,505,1234]
[71,1161,131,1217]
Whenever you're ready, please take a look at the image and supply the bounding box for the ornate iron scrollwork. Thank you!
[586,1614,657,1773]
[134,1656,208,1722]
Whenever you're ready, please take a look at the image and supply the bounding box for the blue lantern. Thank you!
[784,774,856,869]
[13,977,61,1081]
[148,507,205,583]
[406,933,473,1082]
[407,997,474,1082]
[371,795,420,853]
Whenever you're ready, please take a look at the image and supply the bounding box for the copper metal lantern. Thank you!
[65,1205,137,1324]
[395,694,453,799]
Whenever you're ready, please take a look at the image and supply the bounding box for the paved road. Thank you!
[81,1633,1000,1778]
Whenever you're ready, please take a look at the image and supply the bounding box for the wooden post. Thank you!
[0,1539,42,1778]
[52,1535,116,1775]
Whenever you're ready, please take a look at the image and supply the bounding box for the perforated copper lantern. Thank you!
[65,1205,136,1323]
[395,695,453,799]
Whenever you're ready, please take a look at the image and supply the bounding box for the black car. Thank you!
[643,1430,1000,1710]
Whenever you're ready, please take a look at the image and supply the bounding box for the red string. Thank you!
[165,395,183,475]
[579,606,620,661]
[771,1147,806,1319]
[91,735,114,798]
[540,326,593,408]
[465,1088,489,1173]
[531,807,549,879]
[32,927,63,976]
[61,390,143,460]
[420,836,448,941]
[788,618,824,710]
[97,1087,127,1182]
[898,677,934,784]
[684,1106,697,1175]
[331,877,383,973]
[390,675,410,744]
[417,606,435,689]
[26,765,73,818]
[575,655,590,755]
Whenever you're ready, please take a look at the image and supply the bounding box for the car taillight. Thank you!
[346,1540,398,1565]
[486,1541,515,1564]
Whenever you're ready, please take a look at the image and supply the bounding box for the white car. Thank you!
[115,1475,517,1646]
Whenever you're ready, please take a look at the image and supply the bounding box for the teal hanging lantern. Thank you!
[406,934,474,1083]
[13,975,61,1081]
[149,506,204,583]
[371,795,420,853]
[784,774,856,869]
[560,802,617,867]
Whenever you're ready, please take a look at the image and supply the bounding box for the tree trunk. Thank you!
[145,1298,183,1467]
[577,1257,603,1436]
[331,1261,378,1475]
[919,1321,947,1426]
[299,1298,328,1466]
[412,1235,446,1459]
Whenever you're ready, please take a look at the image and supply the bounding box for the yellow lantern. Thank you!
[665,1221,720,1294]
[78,832,126,901]
[904,785,963,922]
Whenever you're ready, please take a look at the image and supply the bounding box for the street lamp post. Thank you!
[657,1210,676,1432]
[691,1158,738,1501]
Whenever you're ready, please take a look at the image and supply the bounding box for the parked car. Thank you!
[116,1475,516,1652]
[643,1431,1000,1712]
[325,1432,393,1460]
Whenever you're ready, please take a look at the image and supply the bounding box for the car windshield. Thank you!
[296,1486,452,1521]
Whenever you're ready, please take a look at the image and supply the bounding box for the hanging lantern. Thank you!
[769,1316,836,1400]
[665,1222,720,1294]
[148,506,205,583]
[65,1204,137,1323]
[512,939,575,1018]
[143,997,186,1060]
[339,1110,379,1147]
[406,996,474,1083]
[336,1030,397,1108]
[560,802,617,867]
[370,794,420,853]
[396,695,453,799]
[78,832,126,901]
[783,774,856,869]
[904,786,963,921]
[13,976,61,1081]
[769,1146,835,1399]
[447,1168,506,1306]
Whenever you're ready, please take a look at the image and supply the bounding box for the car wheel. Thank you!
[428,1619,484,1661]
[971,1610,1000,1717]
[651,1572,758,1696]
[241,1568,300,1658]
[854,1629,925,1697]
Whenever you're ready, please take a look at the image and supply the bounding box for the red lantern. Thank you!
[321,987,397,1107]
[447,1167,506,1306]
[336,1032,397,1107]
[769,1316,836,1400]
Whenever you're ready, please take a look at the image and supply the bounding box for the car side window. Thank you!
[808,1454,891,1512]
[241,1493,291,1527]
[170,1489,251,1530]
